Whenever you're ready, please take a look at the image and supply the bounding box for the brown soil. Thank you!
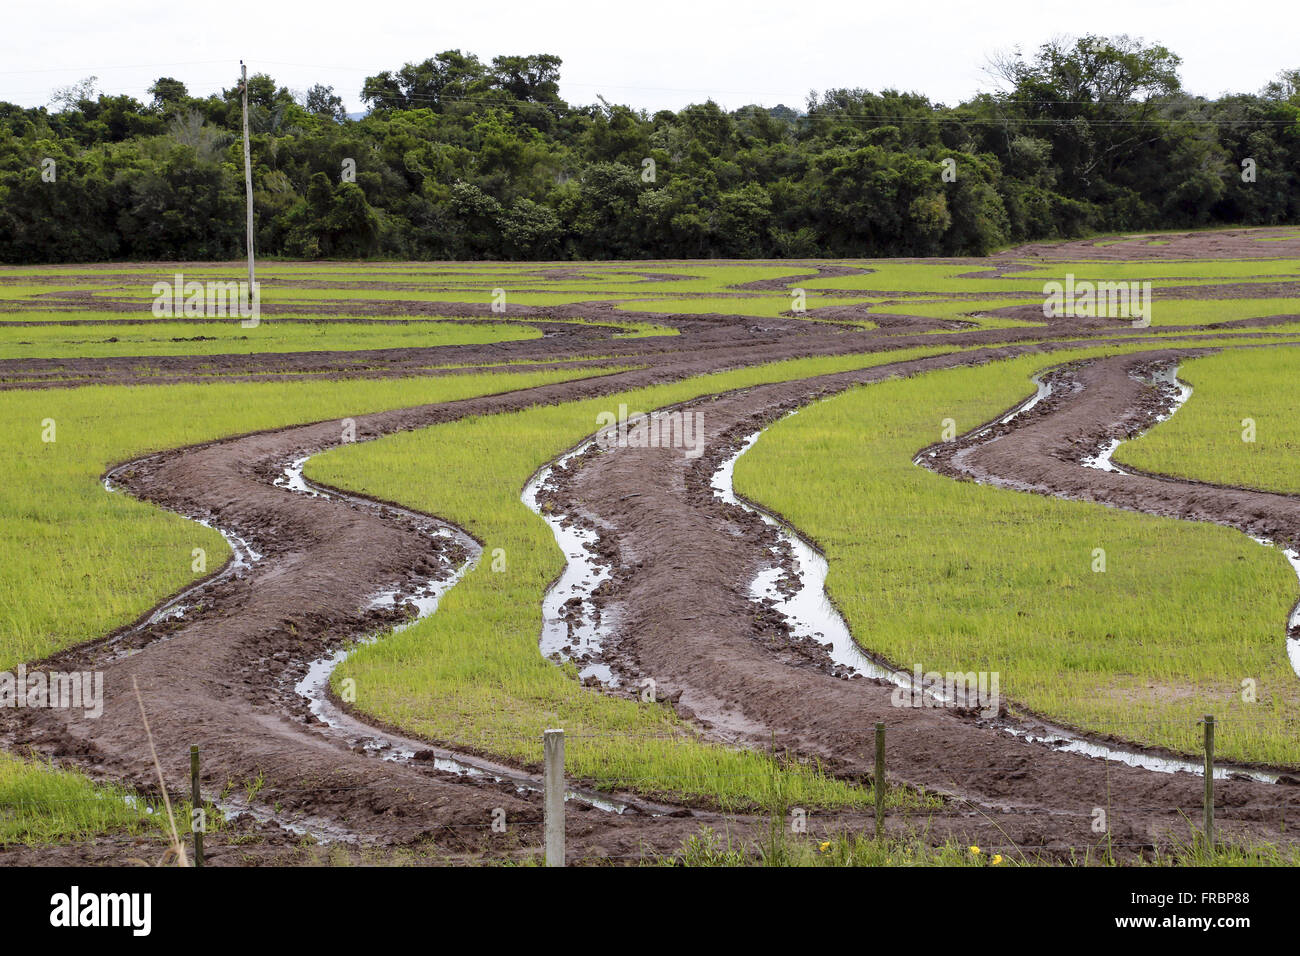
[1000,226,1300,260]
[731,263,874,291]
[545,346,1300,861]
[6,237,1300,864]
[6,294,1288,391]
[0,345,1125,864]
[925,348,1300,553]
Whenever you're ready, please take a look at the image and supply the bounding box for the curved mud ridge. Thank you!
[920,348,1300,678]
[19,346,1097,861]
[545,343,1300,855]
[8,325,1300,861]
[8,289,1288,392]
[2,362,841,861]
[0,339,1147,860]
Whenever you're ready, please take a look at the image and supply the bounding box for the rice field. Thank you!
[4,237,1300,864]
[733,349,1300,765]
[1116,347,1300,496]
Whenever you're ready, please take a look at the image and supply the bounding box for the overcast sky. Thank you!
[5,0,1297,114]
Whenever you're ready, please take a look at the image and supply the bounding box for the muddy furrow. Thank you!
[0,338,1164,861]
[924,350,1300,553]
[4,360,829,859]
[2,314,1273,392]
[9,334,1299,861]
[549,346,1300,856]
[18,344,1097,860]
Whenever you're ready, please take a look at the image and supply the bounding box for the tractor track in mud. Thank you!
[6,303,1297,392]
[0,336,1154,862]
[541,343,1300,858]
[1,342,1054,863]
[2,357,824,863]
[6,254,1300,864]
[922,348,1300,552]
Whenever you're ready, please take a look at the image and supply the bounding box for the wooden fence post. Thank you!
[544,729,565,867]
[875,722,886,839]
[190,745,203,868]
[1203,715,1215,854]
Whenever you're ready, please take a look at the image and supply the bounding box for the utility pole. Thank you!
[240,61,255,296]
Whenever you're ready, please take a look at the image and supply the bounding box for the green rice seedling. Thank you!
[1116,345,1300,495]
[0,319,542,360]
[0,752,219,846]
[734,350,1300,766]
[0,366,603,668]
[307,347,964,807]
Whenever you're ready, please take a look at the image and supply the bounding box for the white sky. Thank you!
[4,0,1297,114]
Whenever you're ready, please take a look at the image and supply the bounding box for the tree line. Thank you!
[1,35,1297,263]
